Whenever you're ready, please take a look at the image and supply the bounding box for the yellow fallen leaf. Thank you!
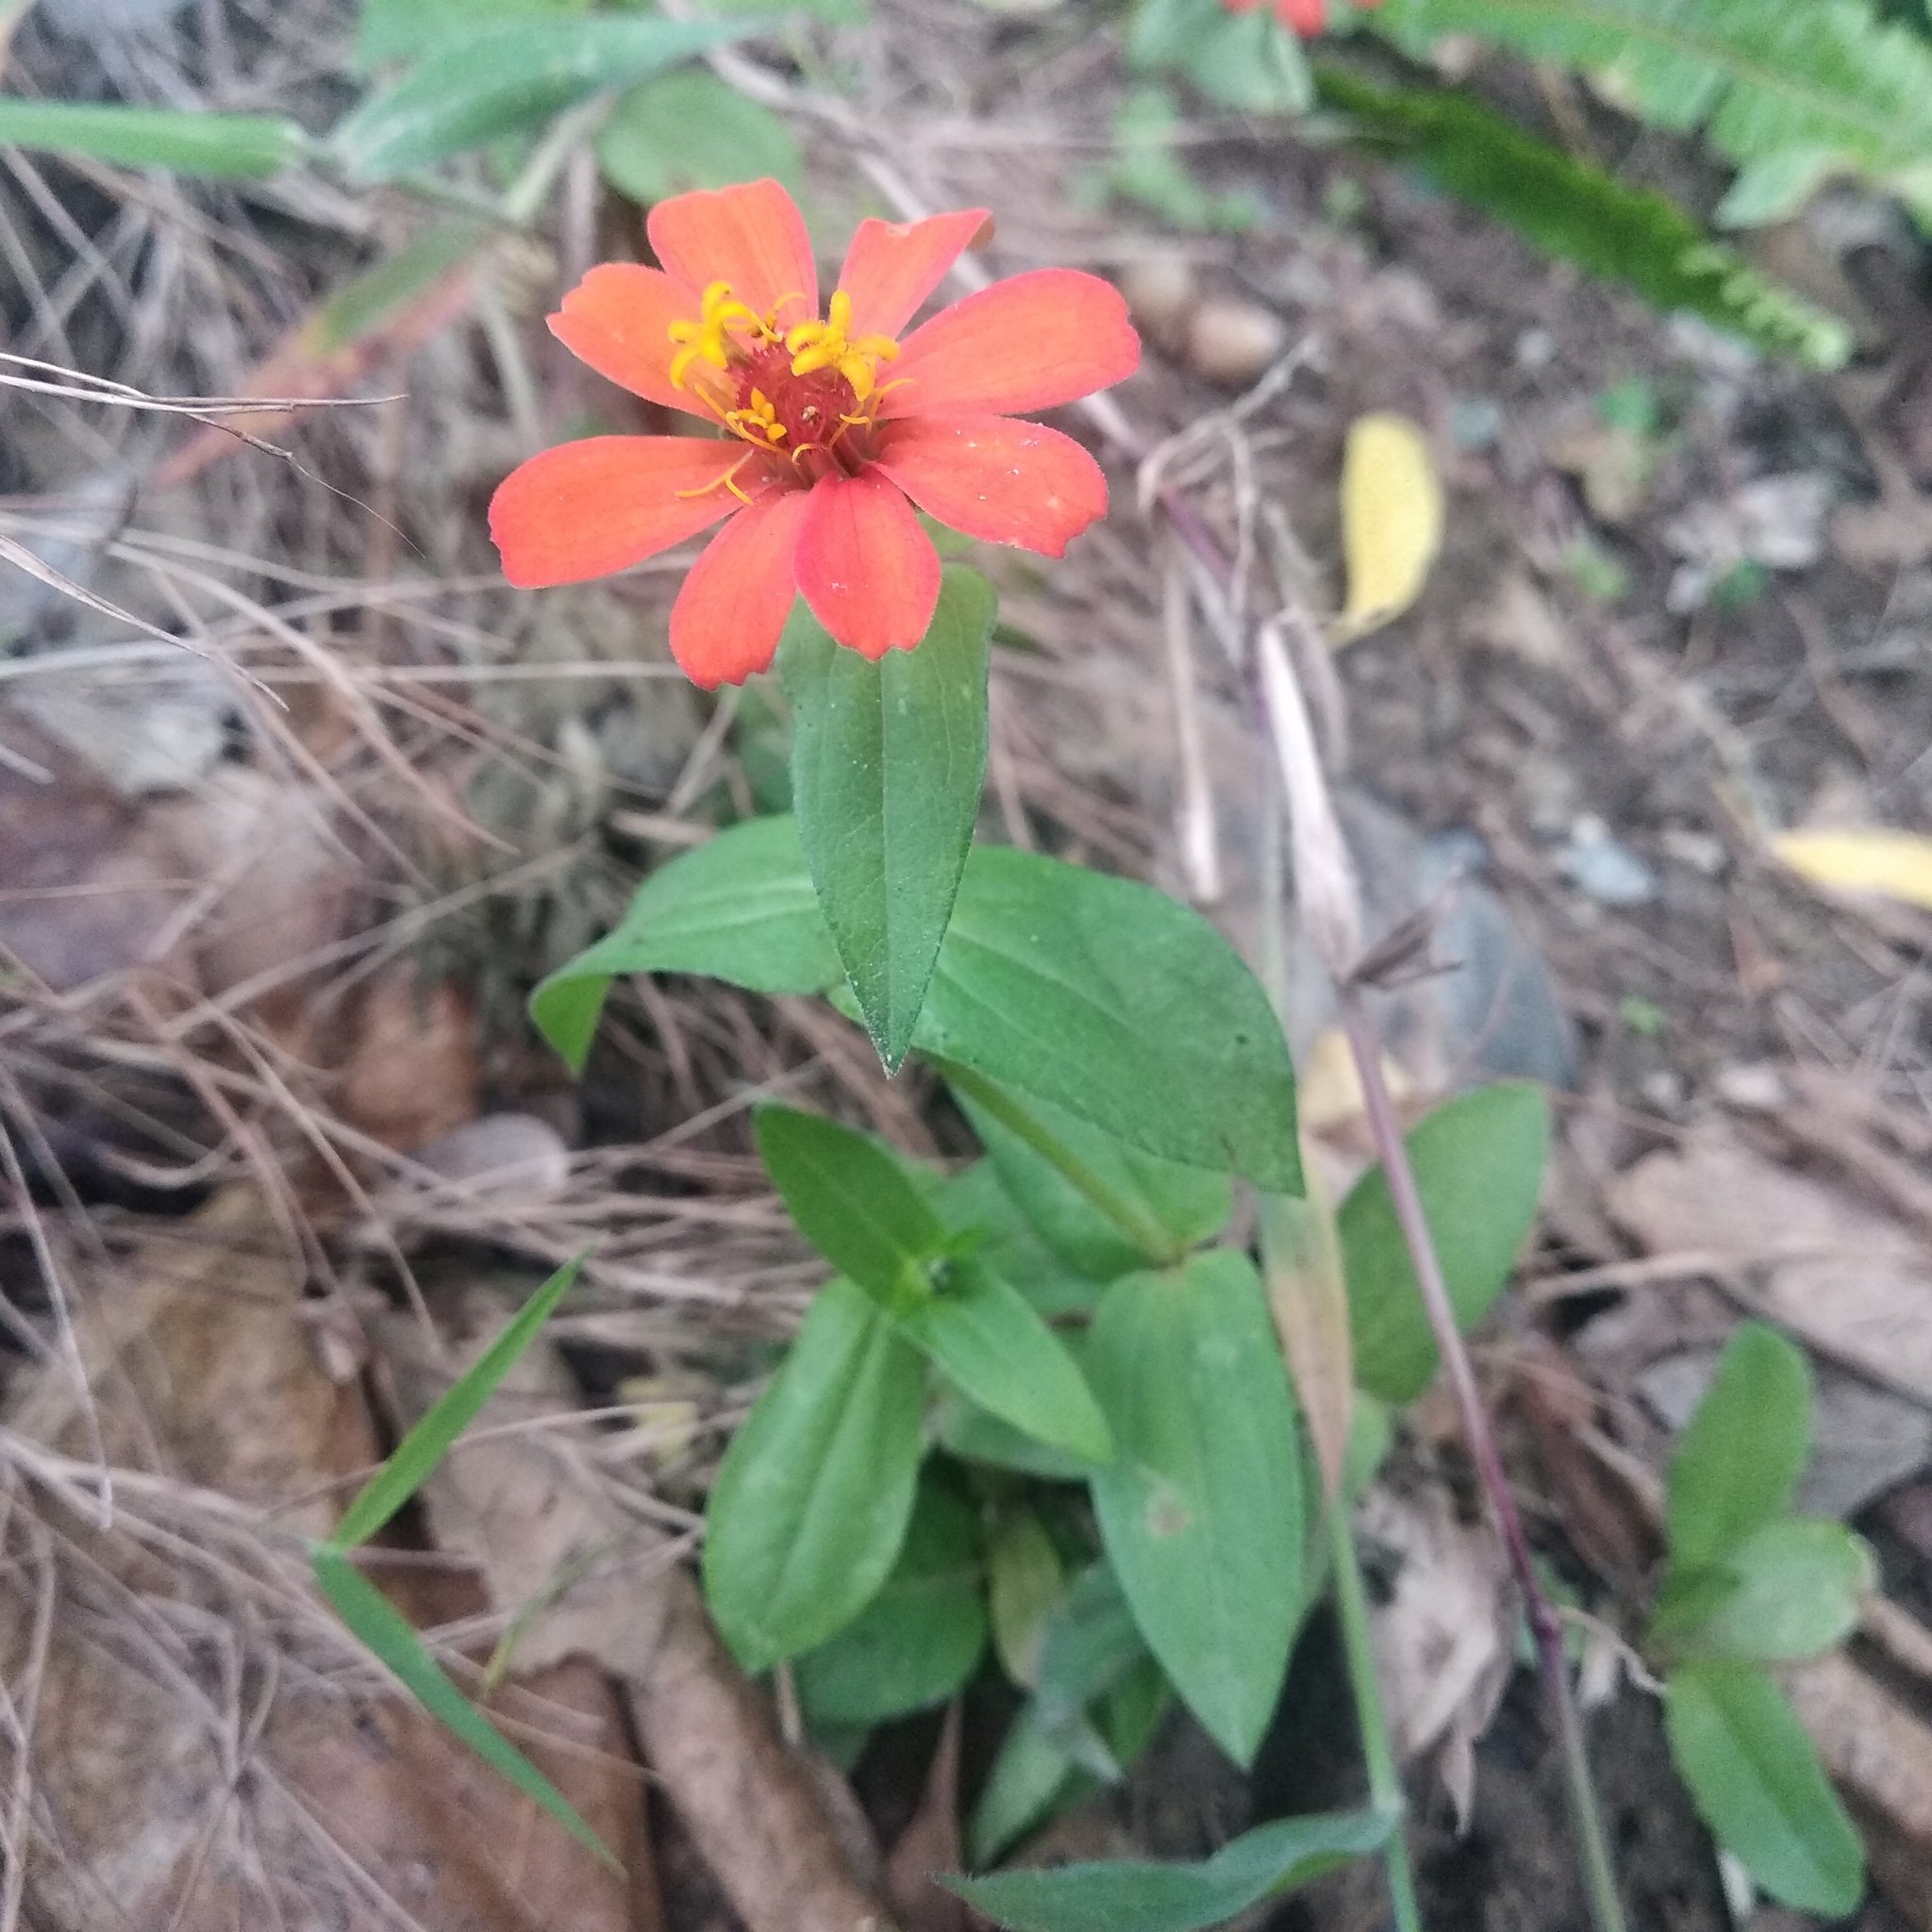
[1338,411,1443,643]
[1774,828,1932,913]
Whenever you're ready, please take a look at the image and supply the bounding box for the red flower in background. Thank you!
[1221,0,1382,35]
[490,179,1140,688]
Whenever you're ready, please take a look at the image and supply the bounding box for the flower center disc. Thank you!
[736,343,864,458]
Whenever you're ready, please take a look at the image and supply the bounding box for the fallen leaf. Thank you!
[1774,827,1932,914]
[1338,412,1443,642]
[1607,1129,1932,1406]
[341,961,482,1153]
[1358,1480,1513,1826]
[884,1704,970,1932]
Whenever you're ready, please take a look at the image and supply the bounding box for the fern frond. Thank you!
[1379,0,1932,222]
[1318,65,1854,368]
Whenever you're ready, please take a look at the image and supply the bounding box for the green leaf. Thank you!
[1655,1519,1872,1664]
[780,566,993,1073]
[1666,1323,1810,1573]
[922,850,1302,1194]
[754,1105,947,1308]
[541,824,1301,1193]
[899,1259,1112,1465]
[355,0,588,70]
[957,1080,1230,1278]
[531,816,838,1072]
[0,101,305,178]
[935,1392,1096,1481]
[1035,1560,1151,1724]
[1314,66,1851,370]
[989,1508,1070,1689]
[702,1278,925,1670]
[1129,0,1312,113]
[971,1706,1082,1868]
[795,1478,988,1725]
[329,1255,584,1551]
[927,1160,1104,1319]
[333,16,741,183]
[945,1808,1392,1932]
[1381,0,1932,227]
[311,220,491,355]
[1085,1253,1306,1765]
[312,1548,614,1867]
[1664,1663,1864,1915]
[597,68,804,203]
[1341,1082,1549,1406]
[1097,87,1261,233]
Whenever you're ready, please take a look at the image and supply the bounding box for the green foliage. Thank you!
[796,1478,988,1725]
[1664,1664,1863,1915]
[1381,0,1932,227]
[310,1255,603,1866]
[1085,1253,1306,1766]
[332,16,741,182]
[927,1160,1104,1320]
[540,822,1302,1192]
[898,1259,1115,1465]
[1130,0,1313,113]
[0,101,306,178]
[328,1256,586,1550]
[1316,68,1853,371]
[1651,1324,1870,1908]
[754,1105,949,1309]
[597,68,805,202]
[313,1550,617,1867]
[956,1080,1231,1278]
[780,567,993,1072]
[355,0,587,70]
[1341,1082,1549,1405]
[311,221,491,354]
[1087,88,1261,232]
[1654,1519,1871,1663]
[1665,1323,1809,1571]
[532,816,836,1069]
[944,1808,1393,1932]
[988,1508,1070,1689]
[701,1278,926,1669]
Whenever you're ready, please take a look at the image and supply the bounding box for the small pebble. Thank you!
[1558,814,1659,908]
[1119,256,1198,354]
[1186,297,1287,388]
[1715,1062,1788,1112]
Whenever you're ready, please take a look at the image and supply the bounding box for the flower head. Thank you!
[1219,0,1383,35]
[490,179,1141,687]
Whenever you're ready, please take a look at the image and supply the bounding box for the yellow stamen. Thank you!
[785,289,900,402]
[725,388,788,447]
[667,279,768,391]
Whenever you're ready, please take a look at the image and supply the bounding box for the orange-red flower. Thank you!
[1220,0,1382,35]
[490,179,1140,688]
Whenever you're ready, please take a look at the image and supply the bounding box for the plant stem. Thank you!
[938,1060,1184,1267]
[1339,993,1627,1932]
[1329,1504,1424,1932]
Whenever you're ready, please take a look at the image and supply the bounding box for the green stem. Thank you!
[939,1060,1183,1268]
[1329,1505,1424,1932]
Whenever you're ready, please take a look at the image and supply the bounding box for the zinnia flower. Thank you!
[490,178,1140,688]
[1221,0,1382,35]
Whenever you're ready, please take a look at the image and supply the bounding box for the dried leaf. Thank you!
[1774,827,1932,914]
[1338,412,1443,642]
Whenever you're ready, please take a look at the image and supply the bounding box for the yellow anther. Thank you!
[786,290,899,402]
[725,388,788,446]
[667,280,765,391]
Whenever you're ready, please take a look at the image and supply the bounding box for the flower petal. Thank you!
[872,411,1108,558]
[646,177,817,325]
[490,436,759,588]
[794,469,941,661]
[668,488,811,688]
[549,262,708,417]
[836,208,991,342]
[881,268,1140,419]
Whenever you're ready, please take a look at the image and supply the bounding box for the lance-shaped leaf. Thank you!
[702,1278,925,1670]
[0,101,305,177]
[781,566,992,1073]
[1085,1252,1305,1765]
